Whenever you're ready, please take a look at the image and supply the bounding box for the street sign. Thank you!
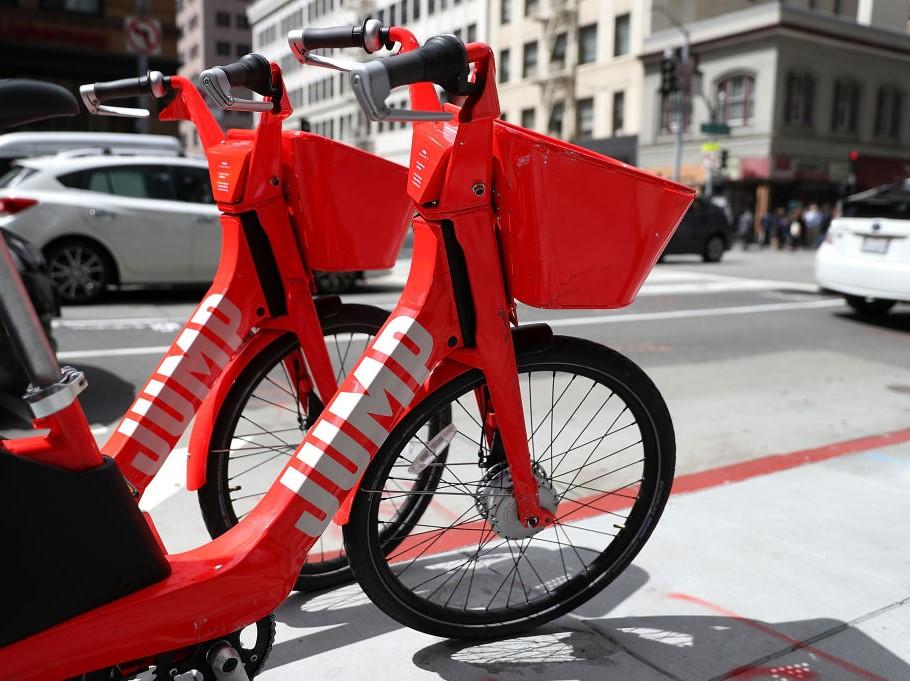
[701,142,720,170]
[701,122,731,136]
[125,16,161,56]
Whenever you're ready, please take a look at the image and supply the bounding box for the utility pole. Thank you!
[136,0,150,133]
[653,5,689,182]
[537,0,578,139]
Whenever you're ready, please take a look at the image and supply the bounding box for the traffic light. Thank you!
[659,54,678,96]
[720,149,729,170]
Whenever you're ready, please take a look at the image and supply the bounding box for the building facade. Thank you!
[489,0,645,163]
[637,0,910,215]
[248,0,488,163]
[177,0,254,151]
[0,0,179,134]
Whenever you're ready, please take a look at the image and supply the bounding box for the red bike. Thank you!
[77,53,443,591]
[0,24,694,679]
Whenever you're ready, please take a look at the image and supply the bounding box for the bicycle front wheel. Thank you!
[344,336,675,639]
[198,303,386,591]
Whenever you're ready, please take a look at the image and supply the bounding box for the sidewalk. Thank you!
[258,432,910,681]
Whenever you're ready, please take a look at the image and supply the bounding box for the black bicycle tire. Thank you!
[344,335,676,638]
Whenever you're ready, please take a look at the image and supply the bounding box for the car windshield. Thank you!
[0,166,36,189]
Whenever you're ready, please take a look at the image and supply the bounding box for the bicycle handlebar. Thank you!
[200,53,278,113]
[79,71,170,118]
[289,19,393,55]
[351,34,471,122]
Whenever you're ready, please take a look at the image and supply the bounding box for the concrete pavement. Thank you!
[257,433,910,681]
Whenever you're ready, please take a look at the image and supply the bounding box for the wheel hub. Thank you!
[476,463,558,540]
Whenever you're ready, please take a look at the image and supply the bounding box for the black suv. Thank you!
[662,198,734,262]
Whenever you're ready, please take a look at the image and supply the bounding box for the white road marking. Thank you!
[55,298,844,360]
[57,345,170,359]
[542,298,844,327]
[138,446,188,511]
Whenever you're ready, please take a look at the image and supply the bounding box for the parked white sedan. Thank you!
[816,191,910,317]
[0,154,220,303]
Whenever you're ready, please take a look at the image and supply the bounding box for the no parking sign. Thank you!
[124,16,161,56]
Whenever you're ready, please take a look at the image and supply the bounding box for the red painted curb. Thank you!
[671,427,910,497]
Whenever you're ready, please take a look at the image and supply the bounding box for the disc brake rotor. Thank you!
[475,463,558,540]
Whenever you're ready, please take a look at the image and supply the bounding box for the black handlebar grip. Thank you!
[383,34,471,95]
[93,76,148,102]
[299,19,392,53]
[219,53,275,96]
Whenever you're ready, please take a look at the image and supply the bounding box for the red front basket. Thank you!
[492,121,697,309]
[283,132,412,272]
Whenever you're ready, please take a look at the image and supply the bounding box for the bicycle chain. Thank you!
[74,613,275,680]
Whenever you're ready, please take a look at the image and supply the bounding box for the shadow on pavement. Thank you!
[834,309,910,334]
[414,612,910,681]
[264,565,650,672]
[70,363,136,425]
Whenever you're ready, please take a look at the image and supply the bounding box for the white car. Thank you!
[0,154,220,303]
[816,188,910,317]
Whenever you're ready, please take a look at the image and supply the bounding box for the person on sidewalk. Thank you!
[737,207,755,250]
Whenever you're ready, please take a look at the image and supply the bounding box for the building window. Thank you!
[575,98,594,138]
[612,90,625,135]
[548,101,565,137]
[522,40,538,78]
[215,10,230,26]
[784,71,814,127]
[613,13,630,57]
[427,0,434,15]
[413,0,421,19]
[831,78,860,134]
[189,14,199,31]
[189,43,199,60]
[716,74,754,126]
[400,0,408,23]
[236,43,250,57]
[467,23,477,43]
[524,0,538,17]
[521,107,536,129]
[236,13,249,29]
[454,28,462,40]
[39,0,101,15]
[551,33,567,70]
[499,48,510,83]
[216,41,231,56]
[578,24,597,65]
[500,0,511,24]
[875,86,901,140]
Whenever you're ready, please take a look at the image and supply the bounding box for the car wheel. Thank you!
[702,235,726,263]
[845,295,896,318]
[313,271,358,294]
[45,239,113,304]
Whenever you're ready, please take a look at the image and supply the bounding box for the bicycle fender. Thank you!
[186,328,286,491]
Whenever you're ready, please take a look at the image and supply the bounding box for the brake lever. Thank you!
[199,67,274,112]
[79,71,170,118]
[350,61,451,123]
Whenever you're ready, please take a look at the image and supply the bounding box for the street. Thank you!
[6,247,910,680]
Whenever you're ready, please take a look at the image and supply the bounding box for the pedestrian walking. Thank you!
[775,207,789,249]
[816,203,834,247]
[789,208,806,250]
[737,207,755,250]
[761,210,775,247]
[803,203,822,247]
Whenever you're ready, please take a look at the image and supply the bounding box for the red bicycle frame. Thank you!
[0,31,548,678]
